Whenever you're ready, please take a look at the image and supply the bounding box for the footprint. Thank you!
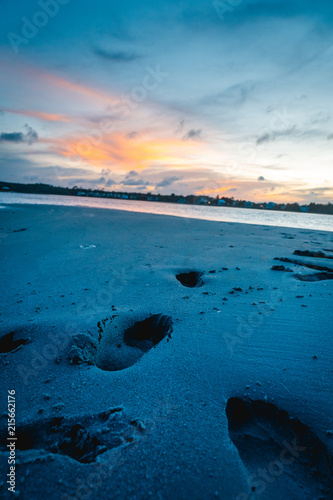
[226,397,333,499]
[271,265,292,272]
[96,314,173,372]
[294,250,333,260]
[0,331,30,353]
[294,272,333,282]
[176,271,204,288]
[273,255,333,282]
[0,407,143,464]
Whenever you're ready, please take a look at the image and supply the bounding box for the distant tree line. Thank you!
[1,181,332,215]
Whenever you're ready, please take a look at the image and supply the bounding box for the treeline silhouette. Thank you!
[1,181,332,214]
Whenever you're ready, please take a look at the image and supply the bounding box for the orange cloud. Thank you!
[21,65,120,106]
[2,61,120,108]
[49,132,204,170]
[5,108,69,122]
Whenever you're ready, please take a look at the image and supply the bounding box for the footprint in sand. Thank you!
[0,407,144,464]
[0,331,30,353]
[176,270,204,288]
[95,313,173,372]
[273,252,333,282]
[226,397,333,499]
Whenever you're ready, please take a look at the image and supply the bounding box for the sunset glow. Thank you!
[0,0,332,203]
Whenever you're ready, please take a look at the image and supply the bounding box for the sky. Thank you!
[0,0,333,203]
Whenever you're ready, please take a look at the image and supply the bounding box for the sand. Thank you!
[0,203,332,499]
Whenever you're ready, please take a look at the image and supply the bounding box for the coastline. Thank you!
[1,192,333,232]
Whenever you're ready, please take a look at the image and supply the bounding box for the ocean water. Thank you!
[0,191,332,232]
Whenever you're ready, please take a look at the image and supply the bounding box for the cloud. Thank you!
[106,178,116,187]
[256,133,272,146]
[121,177,149,187]
[327,134,333,140]
[256,126,299,145]
[201,83,254,108]
[0,124,38,145]
[94,48,140,63]
[127,131,137,139]
[125,170,138,178]
[4,108,68,122]
[156,176,182,188]
[0,132,24,143]
[176,119,185,134]
[24,125,38,144]
[258,176,265,181]
[182,129,202,141]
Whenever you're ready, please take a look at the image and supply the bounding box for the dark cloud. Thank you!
[258,176,265,181]
[23,125,38,144]
[176,119,185,134]
[101,168,111,175]
[327,134,333,140]
[256,126,304,145]
[94,48,140,63]
[106,178,116,187]
[127,131,137,139]
[311,112,330,125]
[201,83,254,108]
[256,133,272,146]
[156,176,182,188]
[0,125,38,145]
[0,132,24,143]
[121,178,149,187]
[182,129,202,141]
[124,170,138,179]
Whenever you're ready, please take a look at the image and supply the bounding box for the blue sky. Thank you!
[0,0,333,202]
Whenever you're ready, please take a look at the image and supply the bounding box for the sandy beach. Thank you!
[0,203,333,500]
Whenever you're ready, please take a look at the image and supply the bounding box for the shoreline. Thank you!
[1,194,333,232]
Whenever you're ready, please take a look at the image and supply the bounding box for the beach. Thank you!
[0,203,332,499]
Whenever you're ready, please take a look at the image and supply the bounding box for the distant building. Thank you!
[77,191,86,196]
[178,197,186,204]
[198,197,208,205]
[301,206,309,212]
[244,201,253,208]
[266,202,276,209]
[1,186,10,190]
[218,199,226,206]
[121,194,129,199]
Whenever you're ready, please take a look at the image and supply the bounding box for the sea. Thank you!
[0,192,332,232]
